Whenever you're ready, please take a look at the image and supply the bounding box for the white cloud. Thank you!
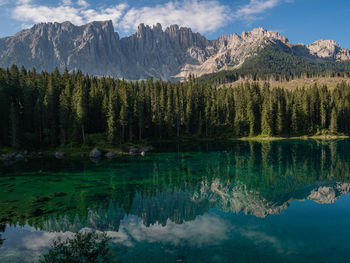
[77,0,89,8]
[10,0,291,34]
[61,0,72,6]
[12,0,126,26]
[120,0,231,34]
[235,0,287,20]
[0,0,8,6]
[81,4,128,26]
[13,1,85,25]
[11,0,230,34]
[16,0,32,4]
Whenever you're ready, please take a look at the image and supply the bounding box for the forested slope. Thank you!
[1,65,349,149]
[199,46,350,86]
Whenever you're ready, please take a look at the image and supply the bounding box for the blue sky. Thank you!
[1,0,350,48]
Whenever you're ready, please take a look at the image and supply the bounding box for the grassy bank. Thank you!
[237,134,349,142]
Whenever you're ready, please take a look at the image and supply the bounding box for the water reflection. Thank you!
[0,224,5,248]
[1,140,350,230]
[1,140,350,262]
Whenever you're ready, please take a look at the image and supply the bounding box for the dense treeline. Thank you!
[199,46,350,86]
[1,65,350,148]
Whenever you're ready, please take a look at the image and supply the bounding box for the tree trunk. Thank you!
[139,124,142,141]
[122,124,125,143]
[81,125,85,142]
[176,118,180,137]
[129,122,133,142]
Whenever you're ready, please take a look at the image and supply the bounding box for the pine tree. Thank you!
[107,89,117,144]
[261,97,273,136]
[44,75,60,146]
[59,80,72,145]
[9,102,20,148]
[291,100,300,135]
[329,107,338,134]
[73,79,88,142]
[247,100,256,137]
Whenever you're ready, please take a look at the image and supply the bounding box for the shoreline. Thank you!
[237,135,349,142]
[1,135,348,162]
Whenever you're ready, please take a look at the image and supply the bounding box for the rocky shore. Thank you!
[0,146,153,165]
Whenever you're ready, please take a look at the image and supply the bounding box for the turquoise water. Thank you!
[1,140,350,262]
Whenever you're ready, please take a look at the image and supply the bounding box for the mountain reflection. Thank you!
[1,140,350,232]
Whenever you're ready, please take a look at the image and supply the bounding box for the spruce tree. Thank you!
[107,89,117,144]
[330,107,338,134]
[9,102,20,148]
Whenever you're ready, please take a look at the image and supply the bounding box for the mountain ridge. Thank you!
[0,20,349,80]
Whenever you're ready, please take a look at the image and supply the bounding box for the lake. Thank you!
[1,139,350,263]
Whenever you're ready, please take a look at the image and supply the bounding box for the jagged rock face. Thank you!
[175,27,292,79]
[307,40,350,61]
[0,20,125,76]
[0,21,350,80]
[119,23,214,80]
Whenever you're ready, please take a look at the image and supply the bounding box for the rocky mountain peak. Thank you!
[153,23,163,31]
[85,20,114,31]
[310,39,340,48]
[307,39,350,61]
[244,27,267,36]
[0,20,349,80]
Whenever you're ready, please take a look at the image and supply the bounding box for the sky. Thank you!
[0,0,350,48]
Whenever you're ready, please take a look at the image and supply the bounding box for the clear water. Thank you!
[1,140,350,263]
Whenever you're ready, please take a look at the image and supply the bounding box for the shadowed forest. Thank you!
[1,65,350,149]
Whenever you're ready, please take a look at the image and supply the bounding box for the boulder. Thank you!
[89,148,102,158]
[1,154,10,161]
[1,153,24,163]
[129,146,153,155]
[129,147,138,155]
[15,154,23,160]
[55,152,65,159]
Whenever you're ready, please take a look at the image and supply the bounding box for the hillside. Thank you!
[199,46,350,86]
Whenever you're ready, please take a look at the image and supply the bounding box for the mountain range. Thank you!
[0,20,350,80]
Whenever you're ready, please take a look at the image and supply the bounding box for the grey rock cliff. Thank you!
[0,21,349,80]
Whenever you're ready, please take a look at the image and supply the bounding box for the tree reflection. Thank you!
[0,224,5,247]
[1,140,350,231]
